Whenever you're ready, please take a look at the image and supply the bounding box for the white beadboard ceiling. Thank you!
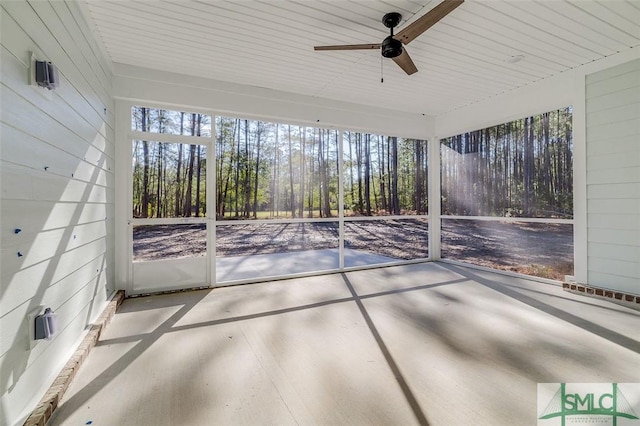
[83,0,640,115]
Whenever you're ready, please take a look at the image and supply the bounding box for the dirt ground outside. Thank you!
[133,219,573,280]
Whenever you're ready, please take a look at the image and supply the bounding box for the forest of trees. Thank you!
[441,107,573,218]
[215,118,339,219]
[344,133,428,215]
[132,106,572,221]
[131,106,431,220]
[132,107,209,218]
[215,119,429,218]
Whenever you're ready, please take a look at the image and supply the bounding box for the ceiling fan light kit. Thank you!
[314,0,464,76]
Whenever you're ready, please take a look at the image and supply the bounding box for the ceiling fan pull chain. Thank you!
[381,53,384,83]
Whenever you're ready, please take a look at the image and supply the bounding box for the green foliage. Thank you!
[441,108,573,218]
[131,106,209,218]
[215,118,340,219]
[131,105,573,222]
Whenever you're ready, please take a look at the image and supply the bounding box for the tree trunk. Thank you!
[323,131,331,217]
[391,136,399,215]
[243,119,251,217]
[288,125,296,218]
[156,143,163,217]
[298,127,305,218]
[141,107,150,218]
[415,140,422,214]
[253,123,262,218]
[378,135,387,212]
[364,134,371,215]
[274,124,280,217]
[195,145,202,216]
[523,116,534,216]
[175,113,184,217]
[184,145,195,216]
[308,129,315,218]
[234,118,241,217]
[184,114,197,216]
[356,134,363,214]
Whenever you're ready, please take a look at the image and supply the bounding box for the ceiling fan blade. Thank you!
[395,0,464,45]
[314,43,381,51]
[393,48,418,75]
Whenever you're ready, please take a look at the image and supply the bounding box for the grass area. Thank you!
[219,210,340,219]
[503,261,574,281]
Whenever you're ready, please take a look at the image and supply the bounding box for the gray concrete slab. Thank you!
[51,263,640,426]
[216,248,397,282]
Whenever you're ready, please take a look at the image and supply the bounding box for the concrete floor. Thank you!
[216,248,397,282]
[51,262,640,425]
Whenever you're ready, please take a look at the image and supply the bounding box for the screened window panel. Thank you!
[343,132,428,217]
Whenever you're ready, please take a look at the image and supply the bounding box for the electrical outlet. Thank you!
[27,306,44,350]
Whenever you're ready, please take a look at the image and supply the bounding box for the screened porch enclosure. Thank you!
[5,2,639,425]
[440,108,574,280]
[126,104,574,292]
[128,107,433,291]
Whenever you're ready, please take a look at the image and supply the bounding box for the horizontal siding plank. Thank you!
[588,198,640,215]
[1,163,112,204]
[0,268,111,381]
[587,182,640,199]
[1,235,107,275]
[1,1,114,125]
[588,242,640,264]
[588,256,640,280]
[586,59,640,84]
[1,124,113,184]
[0,270,106,386]
[585,117,640,142]
[0,1,114,424]
[586,69,640,99]
[587,134,639,155]
[1,200,112,236]
[585,86,640,113]
[1,236,110,287]
[587,271,640,294]
[586,149,640,171]
[1,14,114,140]
[2,219,113,253]
[15,0,112,107]
[586,101,640,127]
[0,237,114,306]
[1,43,112,147]
[587,213,640,231]
[587,167,639,185]
[1,87,115,168]
[588,228,640,246]
[586,59,640,297]
[0,294,110,420]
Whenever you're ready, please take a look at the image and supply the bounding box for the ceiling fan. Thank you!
[314,0,464,75]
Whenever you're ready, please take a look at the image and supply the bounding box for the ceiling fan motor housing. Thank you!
[381,36,403,58]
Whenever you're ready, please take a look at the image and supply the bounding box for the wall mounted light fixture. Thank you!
[29,52,59,95]
[34,60,58,90]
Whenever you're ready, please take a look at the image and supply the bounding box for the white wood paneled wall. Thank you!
[0,1,114,425]
[585,59,640,295]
